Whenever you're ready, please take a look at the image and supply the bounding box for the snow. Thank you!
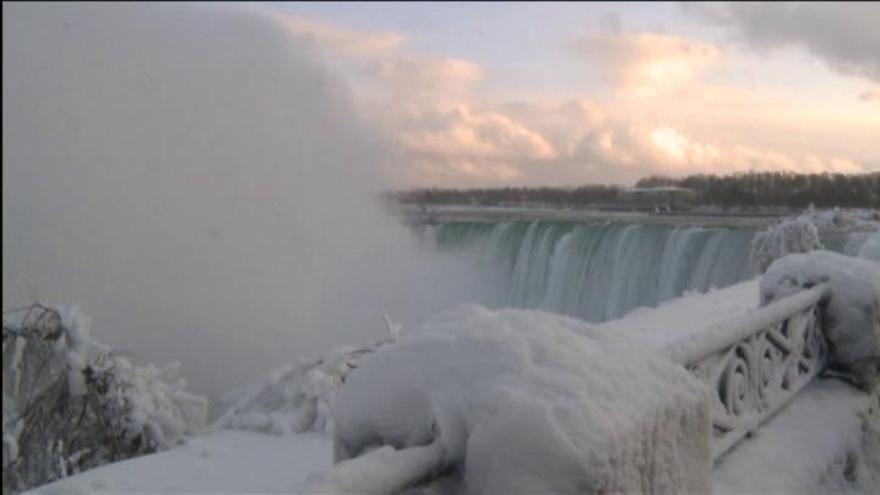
[16,284,879,494]
[596,279,760,351]
[331,305,712,494]
[25,430,332,495]
[3,305,208,492]
[857,231,880,262]
[799,207,880,233]
[713,379,878,494]
[761,251,880,389]
[212,341,389,436]
[750,216,822,273]
[57,306,92,397]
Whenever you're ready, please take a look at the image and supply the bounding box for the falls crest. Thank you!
[426,220,755,322]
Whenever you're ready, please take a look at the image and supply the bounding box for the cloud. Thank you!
[861,88,880,102]
[262,12,873,186]
[576,33,720,95]
[686,2,880,82]
[368,56,484,103]
[272,12,405,57]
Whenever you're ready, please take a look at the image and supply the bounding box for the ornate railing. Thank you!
[663,284,830,461]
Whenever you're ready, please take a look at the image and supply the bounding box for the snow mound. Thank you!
[333,305,711,494]
[750,216,822,273]
[761,252,880,390]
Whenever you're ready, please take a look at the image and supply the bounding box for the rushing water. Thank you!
[422,220,756,323]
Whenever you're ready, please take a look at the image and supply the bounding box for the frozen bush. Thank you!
[212,316,402,436]
[2,305,206,494]
[750,216,822,273]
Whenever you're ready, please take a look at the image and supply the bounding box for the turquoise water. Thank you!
[424,220,756,322]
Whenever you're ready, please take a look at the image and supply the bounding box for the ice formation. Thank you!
[761,251,880,390]
[750,216,822,273]
[330,305,712,494]
[2,305,206,493]
[211,344,385,436]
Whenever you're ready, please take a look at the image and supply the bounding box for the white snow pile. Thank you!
[761,251,880,390]
[750,215,822,273]
[328,305,712,494]
[211,317,403,436]
[2,304,207,494]
[799,207,880,234]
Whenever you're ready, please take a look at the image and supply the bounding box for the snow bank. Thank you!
[750,216,822,273]
[331,305,712,494]
[761,252,880,390]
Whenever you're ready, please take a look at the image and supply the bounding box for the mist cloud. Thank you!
[3,3,496,396]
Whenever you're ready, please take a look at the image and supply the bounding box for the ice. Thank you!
[713,380,879,494]
[750,216,822,273]
[761,251,880,389]
[331,305,711,493]
[212,342,389,436]
[858,231,880,262]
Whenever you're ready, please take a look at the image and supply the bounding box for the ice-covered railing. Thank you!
[307,283,839,493]
[663,283,830,460]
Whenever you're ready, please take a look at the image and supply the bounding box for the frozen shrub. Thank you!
[750,216,822,273]
[2,304,206,494]
[212,316,403,436]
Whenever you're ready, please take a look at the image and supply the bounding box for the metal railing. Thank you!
[663,284,830,460]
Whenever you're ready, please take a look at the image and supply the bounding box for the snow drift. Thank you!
[330,305,712,494]
[761,251,880,390]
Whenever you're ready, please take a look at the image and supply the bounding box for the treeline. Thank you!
[391,185,621,207]
[635,172,879,208]
[389,172,880,209]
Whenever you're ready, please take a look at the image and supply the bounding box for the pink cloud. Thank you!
[577,33,721,96]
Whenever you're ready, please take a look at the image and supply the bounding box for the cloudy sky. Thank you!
[254,1,879,187]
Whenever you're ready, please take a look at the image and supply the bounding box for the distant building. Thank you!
[618,186,698,211]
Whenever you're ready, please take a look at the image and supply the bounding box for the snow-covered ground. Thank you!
[714,380,878,494]
[27,430,331,494]
[31,383,874,494]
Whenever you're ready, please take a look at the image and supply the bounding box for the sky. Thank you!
[251,1,879,187]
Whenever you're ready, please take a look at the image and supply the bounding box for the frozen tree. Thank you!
[2,305,206,494]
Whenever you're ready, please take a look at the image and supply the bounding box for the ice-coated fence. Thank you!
[664,284,830,460]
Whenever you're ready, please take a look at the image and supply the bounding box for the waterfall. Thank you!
[425,220,756,322]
